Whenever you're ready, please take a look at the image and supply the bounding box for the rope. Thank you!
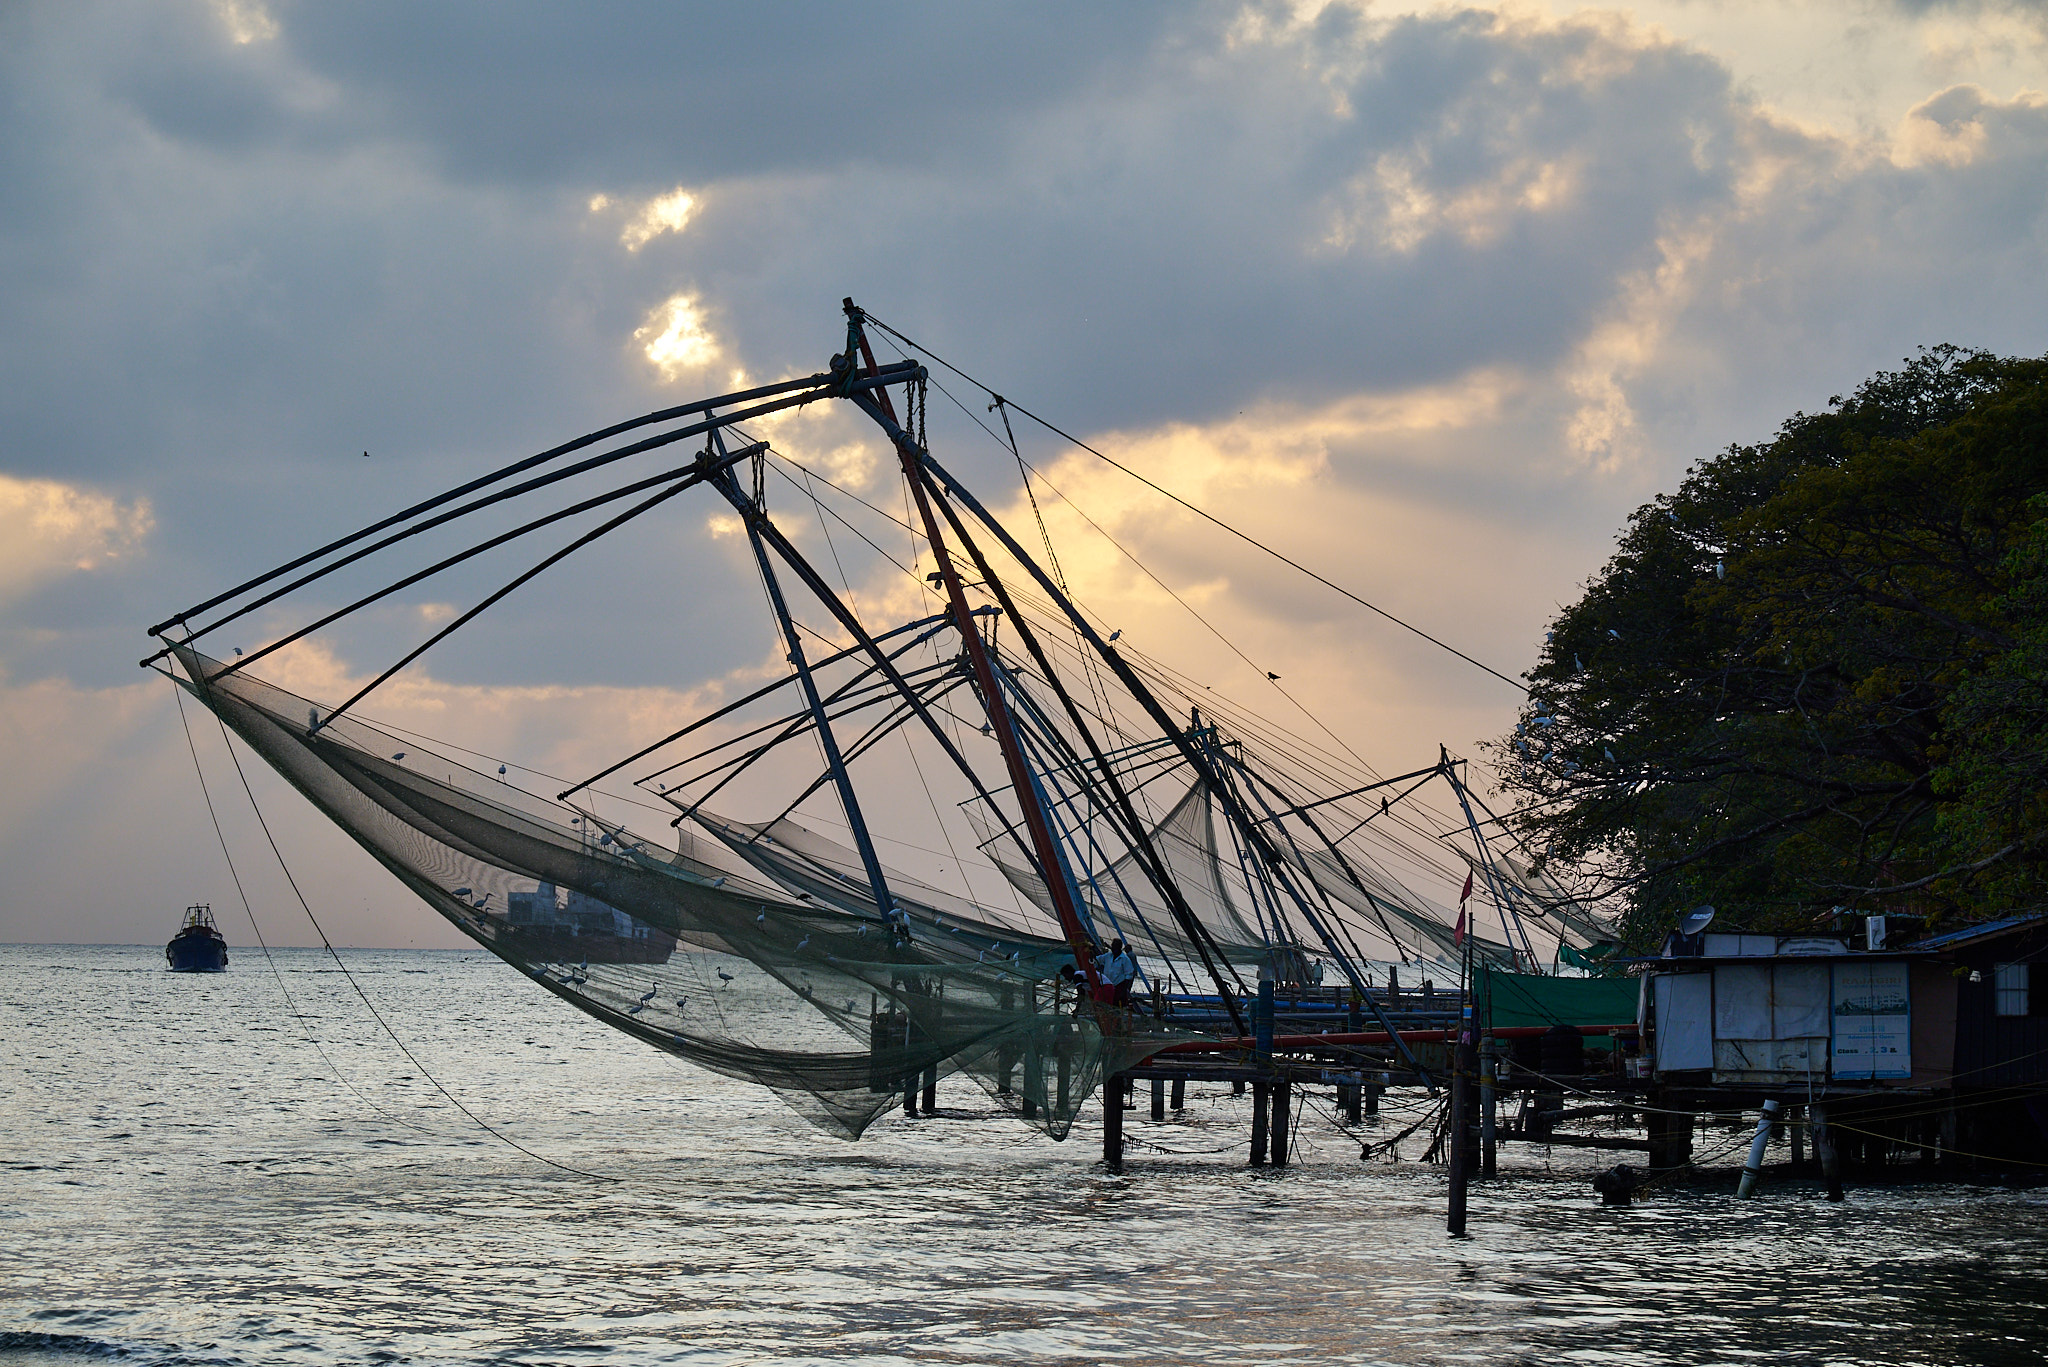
[861,313,1528,693]
[170,679,431,1136]
[199,690,613,1183]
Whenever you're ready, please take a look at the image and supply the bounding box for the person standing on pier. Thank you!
[1101,939,1138,1008]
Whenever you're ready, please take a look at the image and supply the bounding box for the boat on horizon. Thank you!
[165,903,229,972]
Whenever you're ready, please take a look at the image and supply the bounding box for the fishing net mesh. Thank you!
[174,646,1199,1139]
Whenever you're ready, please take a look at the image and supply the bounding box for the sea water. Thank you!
[3,943,2044,1366]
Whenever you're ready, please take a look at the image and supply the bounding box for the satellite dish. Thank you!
[1679,905,1716,936]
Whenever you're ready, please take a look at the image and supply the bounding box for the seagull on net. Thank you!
[796,936,810,950]
[674,997,687,1011]
[1107,628,1122,642]
[639,986,657,1003]
[717,970,735,983]
[498,765,507,775]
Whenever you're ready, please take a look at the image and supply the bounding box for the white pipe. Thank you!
[1737,1099,1782,1197]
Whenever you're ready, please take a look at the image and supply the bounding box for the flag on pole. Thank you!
[1454,871,1473,945]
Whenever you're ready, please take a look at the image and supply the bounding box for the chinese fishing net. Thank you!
[171,643,1202,1140]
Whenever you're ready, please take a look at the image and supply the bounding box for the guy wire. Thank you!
[171,678,432,1136]
[198,688,613,1183]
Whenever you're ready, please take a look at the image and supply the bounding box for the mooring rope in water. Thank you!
[174,676,612,1183]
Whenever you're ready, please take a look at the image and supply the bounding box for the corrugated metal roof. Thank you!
[1903,911,2048,950]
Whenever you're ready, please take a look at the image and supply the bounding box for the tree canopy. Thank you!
[1495,346,2048,949]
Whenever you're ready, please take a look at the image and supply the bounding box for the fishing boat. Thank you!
[165,903,229,972]
[141,300,1609,1139]
[501,882,677,964]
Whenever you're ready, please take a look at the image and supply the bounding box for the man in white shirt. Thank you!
[1101,938,1138,1007]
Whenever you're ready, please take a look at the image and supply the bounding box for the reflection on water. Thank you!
[2,944,2044,1366]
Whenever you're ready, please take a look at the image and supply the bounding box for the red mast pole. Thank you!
[845,300,1100,990]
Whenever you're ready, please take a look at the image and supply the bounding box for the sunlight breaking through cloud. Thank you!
[633,293,721,379]
[619,188,698,251]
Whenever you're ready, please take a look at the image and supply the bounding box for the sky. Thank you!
[1,0,2044,946]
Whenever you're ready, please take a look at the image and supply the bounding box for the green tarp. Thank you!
[1479,967,1639,1052]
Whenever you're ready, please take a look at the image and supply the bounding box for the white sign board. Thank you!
[1653,972,1713,1072]
[1831,961,1911,1080]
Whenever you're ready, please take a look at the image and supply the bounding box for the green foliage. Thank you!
[1494,347,2048,947]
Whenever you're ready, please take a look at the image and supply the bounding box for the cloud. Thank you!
[0,475,153,603]
[209,0,278,46]
[633,292,722,379]
[2,0,2044,944]
[614,186,698,251]
[1896,82,2048,164]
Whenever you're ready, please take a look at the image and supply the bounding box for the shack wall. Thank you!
[1908,960,1957,1089]
[1953,925,2048,1089]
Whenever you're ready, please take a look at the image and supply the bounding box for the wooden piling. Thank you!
[1646,1093,1693,1173]
[1151,1077,1166,1121]
[1810,1102,1844,1201]
[1447,1012,1476,1235]
[1170,1078,1185,1111]
[1055,1035,1072,1116]
[921,1065,938,1115]
[1103,1071,1125,1173]
[1479,1044,1497,1179]
[1250,1080,1270,1166]
[1272,1078,1291,1168]
[1021,1042,1041,1120]
[996,986,1015,1095]
[1341,993,1365,1122]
